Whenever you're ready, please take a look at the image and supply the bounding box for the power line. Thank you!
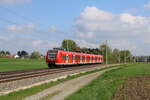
[0,6,70,41]
[0,17,18,25]
[0,6,46,26]
[0,16,50,35]
[0,6,57,36]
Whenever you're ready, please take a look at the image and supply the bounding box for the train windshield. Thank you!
[48,50,57,59]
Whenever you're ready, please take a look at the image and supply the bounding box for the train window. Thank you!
[83,56,85,60]
[88,57,90,60]
[80,56,82,60]
[92,57,94,60]
[73,55,75,60]
[86,57,89,60]
[62,56,66,61]
[67,56,70,60]
[78,56,80,60]
[48,51,57,59]
[75,56,80,61]
[75,56,77,60]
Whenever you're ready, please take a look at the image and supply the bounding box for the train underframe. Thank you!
[47,61,102,68]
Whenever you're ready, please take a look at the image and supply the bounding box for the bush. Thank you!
[30,51,40,59]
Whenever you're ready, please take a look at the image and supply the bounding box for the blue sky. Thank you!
[0,0,150,55]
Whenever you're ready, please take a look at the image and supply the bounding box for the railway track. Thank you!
[0,64,107,83]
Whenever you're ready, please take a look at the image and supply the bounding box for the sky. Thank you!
[0,0,150,55]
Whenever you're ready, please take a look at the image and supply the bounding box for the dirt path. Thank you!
[112,75,150,100]
[24,67,120,100]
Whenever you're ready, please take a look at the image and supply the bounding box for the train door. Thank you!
[82,55,85,63]
[73,54,75,64]
[84,55,86,63]
[90,56,92,63]
[80,55,82,63]
[66,53,69,64]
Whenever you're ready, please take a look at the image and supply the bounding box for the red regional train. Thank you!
[46,49,104,68]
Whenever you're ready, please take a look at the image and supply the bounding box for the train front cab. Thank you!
[46,50,58,68]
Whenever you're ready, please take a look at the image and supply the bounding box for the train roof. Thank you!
[47,50,103,56]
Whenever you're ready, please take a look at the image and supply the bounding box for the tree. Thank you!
[119,50,132,63]
[5,51,10,55]
[0,50,5,55]
[61,40,78,52]
[21,50,28,57]
[17,50,28,58]
[30,51,40,59]
[99,44,112,63]
[112,48,120,63]
[17,51,21,57]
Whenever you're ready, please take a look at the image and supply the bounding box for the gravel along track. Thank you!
[24,66,120,100]
[0,64,107,83]
[112,75,150,100]
[0,64,120,96]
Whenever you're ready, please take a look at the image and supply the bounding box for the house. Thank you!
[14,55,19,58]
[5,54,19,58]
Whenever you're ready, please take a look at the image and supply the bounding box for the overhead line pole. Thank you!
[67,40,69,51]
[124,49,126,63]
[105,40,108,64]
[118,51,120,63]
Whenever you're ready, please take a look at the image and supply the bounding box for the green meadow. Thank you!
[0,58,47,72]
[66,63,150,100]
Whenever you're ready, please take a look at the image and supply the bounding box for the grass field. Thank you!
[66,63,150,100]
[0,66,115,100]
[0,58,47,72]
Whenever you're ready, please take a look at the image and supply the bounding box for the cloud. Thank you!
[31,40,42,47]
[75,6,150,38]
[31,40,59,48]
[76,40,98,48]
[76,31,95,39]
[49,25,57,32]
[0,37,59,54]
[144,1,150,9]
[125,8,138,14]
[7,23,36,33]
[31,40,59,53]
[73,6,150,55]
[0,0,32,5]
[0,36,9,41]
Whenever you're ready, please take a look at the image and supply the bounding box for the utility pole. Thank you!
[67,39,69,51]
[124,50,126,63]
[105,40,108,64]
[118,51,120,63]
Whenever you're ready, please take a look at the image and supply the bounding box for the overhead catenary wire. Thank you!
[0,6,75,51]
[0,6,52,34]
[0,17,54,38]
[0,6,72,38]
[0,6,45,26]
[0,17,18,25]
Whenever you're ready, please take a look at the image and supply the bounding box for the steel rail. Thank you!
[0,64,106,83]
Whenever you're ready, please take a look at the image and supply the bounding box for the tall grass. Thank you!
[66,63,150,100]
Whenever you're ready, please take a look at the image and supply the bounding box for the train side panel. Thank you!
[46,50,104,67]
